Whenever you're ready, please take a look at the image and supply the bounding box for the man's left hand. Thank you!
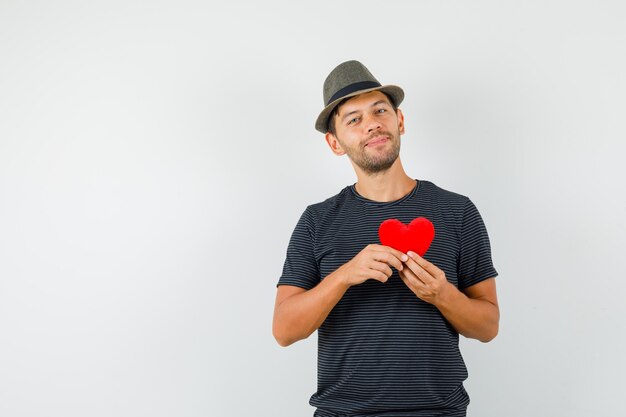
[398,251,452,306]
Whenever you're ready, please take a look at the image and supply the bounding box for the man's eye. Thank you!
[348,117,360,125]
[376,108,386,113]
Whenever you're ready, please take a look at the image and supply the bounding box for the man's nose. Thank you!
[364,114,381,132]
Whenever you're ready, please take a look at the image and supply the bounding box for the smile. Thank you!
[366,136,389,147]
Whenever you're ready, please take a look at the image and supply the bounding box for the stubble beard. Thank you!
[342,130,401,175]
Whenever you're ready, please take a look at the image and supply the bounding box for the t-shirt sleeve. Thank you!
[457,198,498,290]
[276,207,321,290]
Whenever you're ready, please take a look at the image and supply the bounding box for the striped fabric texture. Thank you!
[278,180,498,417]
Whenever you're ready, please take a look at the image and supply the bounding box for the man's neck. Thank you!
[352,158,416,202]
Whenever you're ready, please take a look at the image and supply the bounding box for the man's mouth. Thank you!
[366,136,389,147]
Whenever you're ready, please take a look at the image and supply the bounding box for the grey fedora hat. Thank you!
[315,60,404,133]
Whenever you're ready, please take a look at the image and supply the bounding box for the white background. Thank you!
[1,1,625,416]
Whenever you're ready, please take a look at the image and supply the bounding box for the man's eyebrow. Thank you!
[340,100,391,122]
[371,100,389,107]
[341,109,361,122]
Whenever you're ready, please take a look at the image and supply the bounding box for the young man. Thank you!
[273,60,499,417]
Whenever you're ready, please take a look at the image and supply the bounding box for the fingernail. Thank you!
[402,254,408,262]
[407,251,415,258]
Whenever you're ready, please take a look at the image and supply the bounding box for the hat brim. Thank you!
[315,84,404,133]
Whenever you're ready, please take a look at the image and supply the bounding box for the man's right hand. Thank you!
[335,244,409,286]
[273,244,408,347]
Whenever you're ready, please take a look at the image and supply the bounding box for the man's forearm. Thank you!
[435,283,499,342]
[274,244,407,347]
[273,270,350,347]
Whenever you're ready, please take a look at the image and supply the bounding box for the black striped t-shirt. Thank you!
[278,179,498,417]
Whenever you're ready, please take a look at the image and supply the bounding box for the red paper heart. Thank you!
[378,217,435,256]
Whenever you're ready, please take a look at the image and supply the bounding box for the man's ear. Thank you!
[397,108,405,135]
[325,132,346,156]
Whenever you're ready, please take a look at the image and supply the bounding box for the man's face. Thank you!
[325,90,405,175]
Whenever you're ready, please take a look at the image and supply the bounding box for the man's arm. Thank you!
[273,244,408,347]
[435,278,499,342]
[399,251,499,343]
[272,274,349,347]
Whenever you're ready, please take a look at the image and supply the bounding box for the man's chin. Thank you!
[358,158,399,174]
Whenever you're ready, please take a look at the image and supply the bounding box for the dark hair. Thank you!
[327,91,398,135]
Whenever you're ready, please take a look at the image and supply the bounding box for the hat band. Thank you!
[327,80,382,105]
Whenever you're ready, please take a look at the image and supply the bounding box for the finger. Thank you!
[383,246,411,271]
[369,261,393,278]
[398,269,409,286]
[407,251,440,277]
[387,247,410,264]
[399,269,425,292]
[402,256,434,284]
[369,244,409,265]
[370,269,390,283]
[399,261,427,286]
[371,249,405,272]
[384,246,410,264]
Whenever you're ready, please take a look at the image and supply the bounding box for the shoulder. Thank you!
[302,185,353,223]
[417,180,483,238]
[419,179,471,208]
